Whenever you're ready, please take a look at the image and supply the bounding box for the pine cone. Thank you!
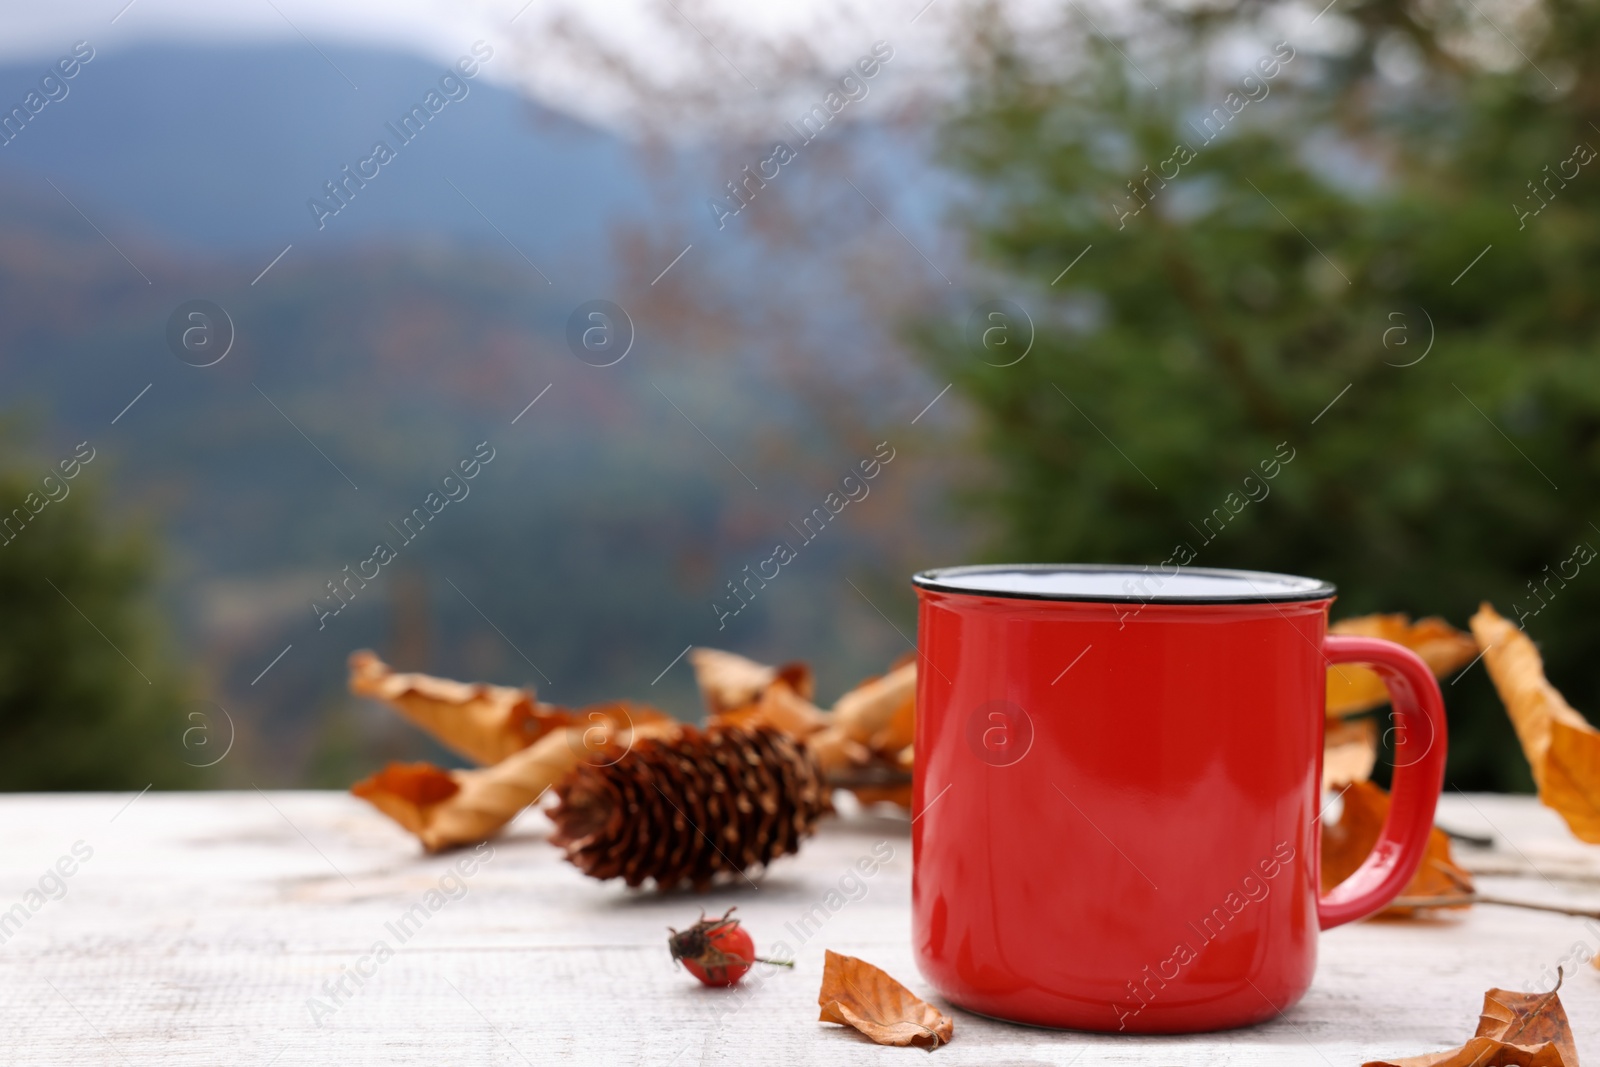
[549,723,829,891]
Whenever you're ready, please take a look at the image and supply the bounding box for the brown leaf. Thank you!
[760,679,831,734]
[563,701,679,753]
[1322,781,1473,915]
[1478,982,1580,1066]
[816,740,912,809]
[1324,717,1379,790]
[712,676,833,740]
[818,950,952,1049]
[833,662,916,745]
[1368,1036,1569,1067]
[350,762,459,837]
[1327,615,1479,718]
[348,650,573,765]
[1472,604,1600,843]
[869,694,916,757]
[688,647,814,717]
[1548,719,1600,842]
[685,653,920,813]
[845,782,914,808]
[774,658,917,813]
[351,710,682,851]
[1363,973,1578,1067]
[805,725,870,775]
[806,729,913,812]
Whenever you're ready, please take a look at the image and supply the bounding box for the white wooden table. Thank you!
[2,791,1597,1065]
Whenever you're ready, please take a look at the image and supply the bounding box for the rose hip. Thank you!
[667,907,791,987]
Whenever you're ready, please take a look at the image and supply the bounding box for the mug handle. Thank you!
[1317,634,1449,930]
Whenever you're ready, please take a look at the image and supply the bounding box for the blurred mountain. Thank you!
[0,45,966,787]
[0,43,645,257]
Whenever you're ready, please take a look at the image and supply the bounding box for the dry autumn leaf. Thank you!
[833,662,916,746]
[348,650,573,766]
[1473,603,1600,843]
[1327,615,1479,718]
[813,662,918,810]
[1324,717,1379,790]
[711,675,832,739]
[805,727,872,776]
[1322,781,1473,915]
[842,783,914,808]
[352,706,680,851]
[689,647,814,717]
[869,689,916,758]
[1363,972,1579,1067]
[818,950,953,1050]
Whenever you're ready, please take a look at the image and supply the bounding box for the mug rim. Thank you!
[911,563,1337,604]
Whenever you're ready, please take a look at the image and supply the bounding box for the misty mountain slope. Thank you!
[0,192,960,784]
[0,44,648,257]
[0,41,971,785]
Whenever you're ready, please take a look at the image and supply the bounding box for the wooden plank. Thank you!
[0,791,1596,1065]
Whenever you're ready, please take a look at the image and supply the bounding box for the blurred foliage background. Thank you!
[912,0,1600,790]
[0,432,192,789]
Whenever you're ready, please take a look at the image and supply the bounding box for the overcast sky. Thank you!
[0,0,1350,136]
[0,0,971,130]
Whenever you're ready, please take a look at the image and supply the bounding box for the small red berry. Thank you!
[667,907,792,987]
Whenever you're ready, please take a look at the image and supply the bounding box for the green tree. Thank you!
[916,0,1600,789]
[0,450,191,790]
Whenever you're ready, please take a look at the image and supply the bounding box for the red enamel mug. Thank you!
[910,564,1447,1033]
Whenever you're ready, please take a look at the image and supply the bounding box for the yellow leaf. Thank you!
[351,711,681,851]
[1472,604,1600,843]
[1327,615,1478,718]
[833,662,917,744]
[1321,781,1472,915]
[688,647,814,716]
[347,650,572,765]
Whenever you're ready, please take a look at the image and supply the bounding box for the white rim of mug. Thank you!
[910,563,1338,605]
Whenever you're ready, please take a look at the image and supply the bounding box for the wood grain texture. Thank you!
[1,792,1596,1065]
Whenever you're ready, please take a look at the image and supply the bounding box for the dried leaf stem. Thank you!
[1390,894,1600,920]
